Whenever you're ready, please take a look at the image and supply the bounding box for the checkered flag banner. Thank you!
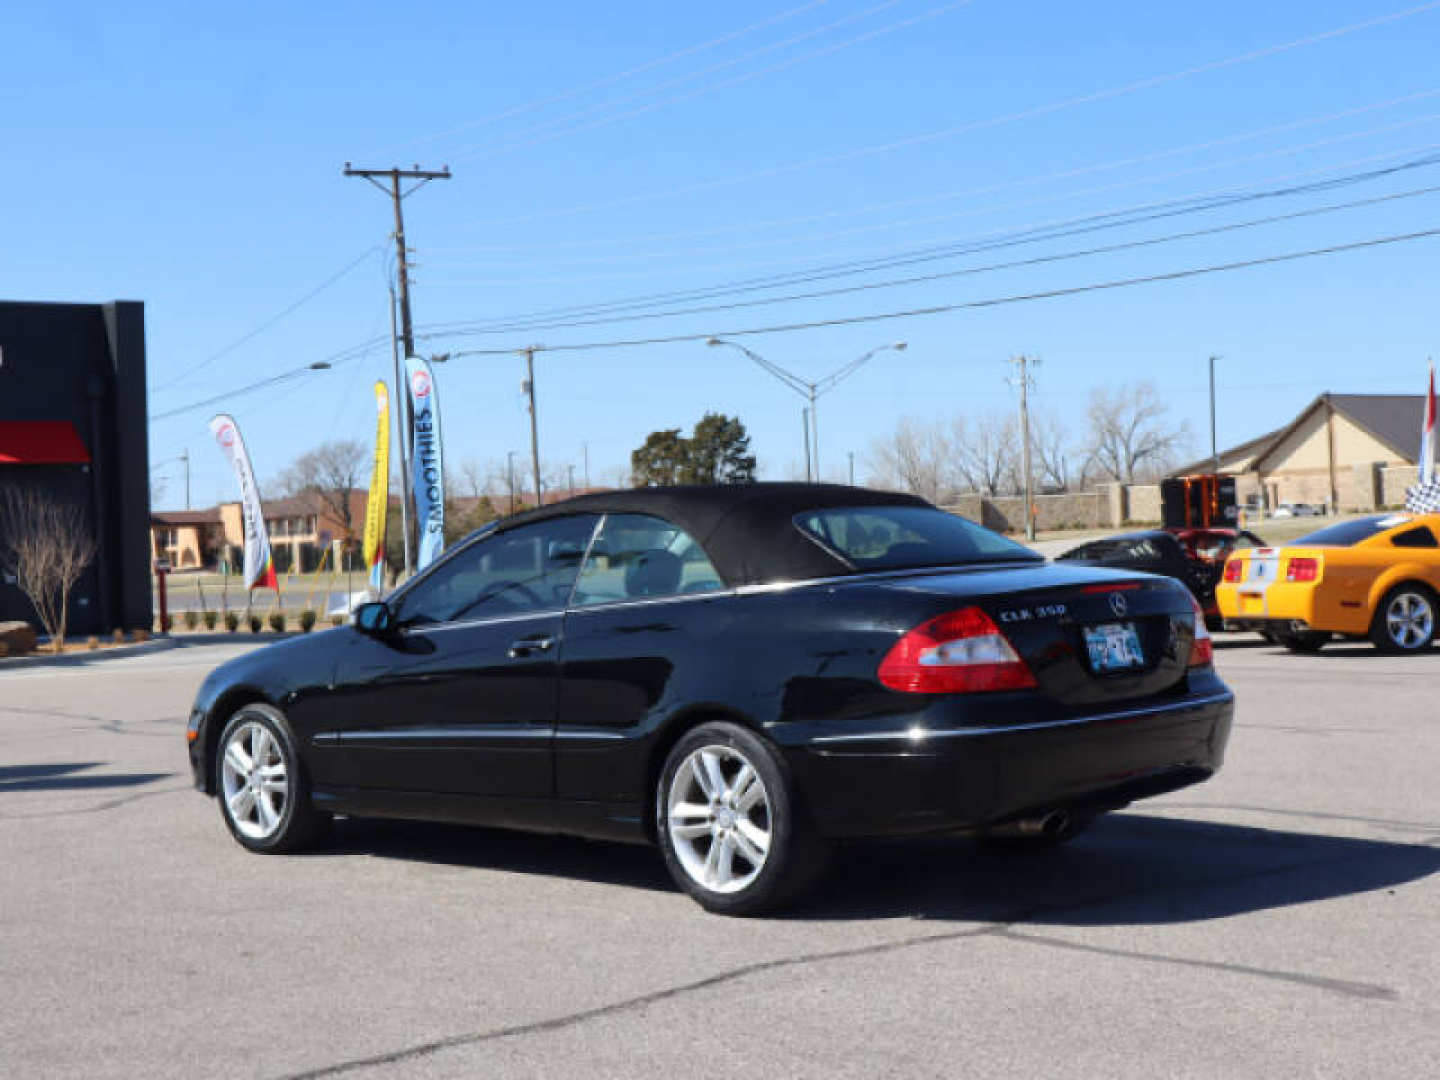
[1405,477,1440,513]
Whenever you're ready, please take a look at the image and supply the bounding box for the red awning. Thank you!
[0,421,92,465]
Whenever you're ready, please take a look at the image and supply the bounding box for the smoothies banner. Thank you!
[405,356,445,570]
[362,381,391,590]
[208,414,278,591]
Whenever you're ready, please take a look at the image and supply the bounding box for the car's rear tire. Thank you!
[216,704,330,853]
[1276,630,1330,653]
[656,721,828,915]
[1369,584,1437,654]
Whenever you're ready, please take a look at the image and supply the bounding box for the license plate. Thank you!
[1084,622,1145,673]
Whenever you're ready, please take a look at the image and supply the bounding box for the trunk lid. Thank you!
[865,562,1197,707]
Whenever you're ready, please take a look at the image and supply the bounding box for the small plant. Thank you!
[112,628,125,644]
[268,611,287,633]
[203,610,218,630]
[86,636,100,651]
[330,614,343,627]
[131,628,149,643]
[224,612,240,633]
[183,610,199,631]
[247,614,262,633]
[299,609,317,633]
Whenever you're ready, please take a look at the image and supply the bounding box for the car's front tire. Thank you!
[1370,584,1437,654]
[656,722,827,915]
[216,704,329,853]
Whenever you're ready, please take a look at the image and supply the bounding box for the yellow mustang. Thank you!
[1217,512,1440,654]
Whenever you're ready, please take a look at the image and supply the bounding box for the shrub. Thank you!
[203,610,218,630]
[131,628,149,643]
[247,614,262,633]
[268,611,287,633]
[86,636,99,651]
[299,609,317,633]
[112,627,125,644]
[330,614,343,627]
[224,612,239,632]
[183,610,199,631]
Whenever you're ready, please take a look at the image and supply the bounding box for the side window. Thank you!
[572,513,724,606]
[1391,526,1438,549]
[394,515,599,625]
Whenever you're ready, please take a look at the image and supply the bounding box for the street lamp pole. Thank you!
[707,338,906,484]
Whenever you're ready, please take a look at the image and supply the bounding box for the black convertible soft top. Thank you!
[495,483,932,586]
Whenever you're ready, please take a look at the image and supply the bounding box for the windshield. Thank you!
[794,506,1040,570]
[1295,514,1412,547]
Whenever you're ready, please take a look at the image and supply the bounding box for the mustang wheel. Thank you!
[1370,585,1436,654]
[657,722,827,915]
[216,704,329,853]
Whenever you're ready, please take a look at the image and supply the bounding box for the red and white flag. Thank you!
[1422,363,1437,486]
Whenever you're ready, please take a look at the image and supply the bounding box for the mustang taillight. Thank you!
[1286,557,1318,582]
[878,606,1037,694]
[1223,558,1244,583]
[1188,595,1214,668]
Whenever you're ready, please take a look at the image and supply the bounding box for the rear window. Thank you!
[1061,537,1165,562]
[1297,514,1412,547]
[794,506,1039,570]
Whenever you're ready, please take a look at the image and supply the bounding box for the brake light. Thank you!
[1223,558,1244,583]
[878,606,1037,694]
[1286,557,1318,582]
[1188,595,1214,667]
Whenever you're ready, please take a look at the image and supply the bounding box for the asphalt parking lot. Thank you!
[2,637,1436,1078]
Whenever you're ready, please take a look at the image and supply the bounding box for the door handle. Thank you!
[508,635,554,659]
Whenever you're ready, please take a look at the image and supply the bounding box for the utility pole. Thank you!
[582,442,590,490]
[567,465,576,497]
[387,279,412,573]
[344,162,450,575]
[801,408,812,482]
[506,451,516,515]
[848,451,855,487]
[1209,355,1220,474]
[522,347,542,506]
[180,449,190,510]
[1009,355,1039,541]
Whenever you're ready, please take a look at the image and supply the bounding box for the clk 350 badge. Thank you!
[998,603,1067,622]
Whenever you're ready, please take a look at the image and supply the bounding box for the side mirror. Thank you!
[353,601,394,636]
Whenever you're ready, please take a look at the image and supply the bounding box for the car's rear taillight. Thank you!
[1188,595,1214,667]
[878,606,1037,694]
[1223,558,1244,583]
[1286,557,1318,582]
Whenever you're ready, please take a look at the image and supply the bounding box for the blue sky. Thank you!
[4,1,1439,506]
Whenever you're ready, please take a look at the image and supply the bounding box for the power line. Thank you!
[453,0,973,164]
[440,225,1440,356]
[423,180,1440,337]
[429,87,1440,256]
[419,149,1440,336]
[368,0,838,158]
[150,245,383,393]
[458,0,1440,229]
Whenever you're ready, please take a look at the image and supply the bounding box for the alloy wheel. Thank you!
[1385,591,1434,650]
[666,744,772,894]
[220,720,290,841]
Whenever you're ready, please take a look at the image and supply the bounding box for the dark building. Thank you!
[0,300,152,637]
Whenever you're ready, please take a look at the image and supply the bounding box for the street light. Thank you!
[707,338,906,482]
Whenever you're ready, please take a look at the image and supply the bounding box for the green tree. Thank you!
[683,412,756,484]
[631,428,689,486]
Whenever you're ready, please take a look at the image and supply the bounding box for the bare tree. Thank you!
[275,440,368,544]
[0,486,97,651]
[1032,412,1073,492]
[867,417,954,502]
[1082,382,1191,483]
[955,413,1019,496]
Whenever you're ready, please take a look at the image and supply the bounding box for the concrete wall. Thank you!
[1382,465,1420,507]
[943,482,1161,533]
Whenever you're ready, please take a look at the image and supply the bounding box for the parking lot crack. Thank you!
[997,928,1396,1001]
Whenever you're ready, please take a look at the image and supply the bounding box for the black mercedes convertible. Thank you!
[187,484,1233,914]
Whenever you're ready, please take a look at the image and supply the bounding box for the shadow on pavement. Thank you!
[0,762,174,792]
[321,811,1439,924]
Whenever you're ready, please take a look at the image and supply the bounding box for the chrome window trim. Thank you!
[401,609,563,636]
[808,691,1234,744]
[564,589,736,616]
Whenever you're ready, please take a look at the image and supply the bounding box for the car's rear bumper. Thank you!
[784,688,1234,839]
